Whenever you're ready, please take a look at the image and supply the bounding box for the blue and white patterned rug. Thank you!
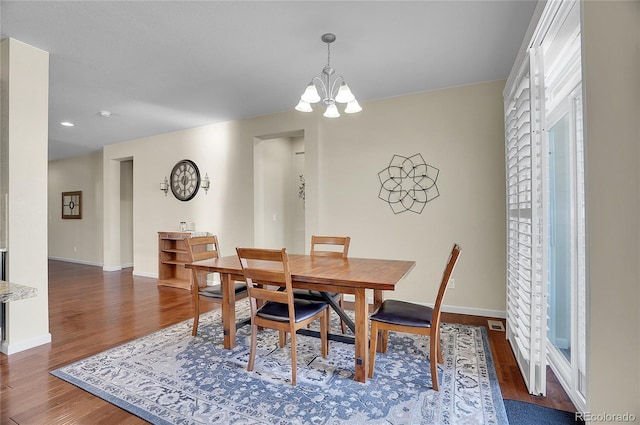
[51,301,507,424]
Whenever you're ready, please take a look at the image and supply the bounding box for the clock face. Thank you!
[170,159,200,201]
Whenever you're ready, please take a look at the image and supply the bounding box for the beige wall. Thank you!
[48,150,104,265]
[102,107,320,276]
[319,81,507,312]
[0,39,50,354]
[95,80,507,315]
[582,0,640,418]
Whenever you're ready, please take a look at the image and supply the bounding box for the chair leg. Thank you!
[339,296,347,334]
[247,323,258,372]
[430,328,439,391]
[290,331,297,386]
[191,291,200,336]
[279,331,287,348]
[381,330,389,353]
[433,327,444,364]
[320,309,328,357]
[368,321,379,378]
[325,308,331,340]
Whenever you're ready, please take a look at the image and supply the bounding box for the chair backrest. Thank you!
[236,247,294,320]
[185,235,220,289]
[310,235,350,258]
[185,235,220,262]
[431,243,462,330]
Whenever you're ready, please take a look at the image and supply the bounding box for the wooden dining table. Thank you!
[186,253,415,383]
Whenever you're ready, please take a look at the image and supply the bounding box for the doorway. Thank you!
[120,160,134,267]
[545,88,587,409]
[540,0,586,408]
[254,131,305,253]
[547,111,572,362]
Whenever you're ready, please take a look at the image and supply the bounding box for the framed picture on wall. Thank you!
[62,191,82,219]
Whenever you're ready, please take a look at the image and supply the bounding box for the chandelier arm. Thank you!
[311,75,329,99]
[329,75,345,100]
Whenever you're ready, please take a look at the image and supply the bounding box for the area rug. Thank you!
[504,400,584,425]
[51,300,508,424]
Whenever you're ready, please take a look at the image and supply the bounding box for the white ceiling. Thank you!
[0,1,537,161]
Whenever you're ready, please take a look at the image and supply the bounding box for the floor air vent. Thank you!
[487,320,505,332]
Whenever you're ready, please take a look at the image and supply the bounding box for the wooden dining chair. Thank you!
[292,235,350,334]
[368,243,461,391]
[236,247,329,386]
[185,235,247,336]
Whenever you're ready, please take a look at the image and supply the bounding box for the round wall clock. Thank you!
[170,159,200,201]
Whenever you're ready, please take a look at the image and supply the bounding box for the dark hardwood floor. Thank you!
[0,260,576,424]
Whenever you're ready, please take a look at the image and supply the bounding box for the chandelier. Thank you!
[295,33,362,118]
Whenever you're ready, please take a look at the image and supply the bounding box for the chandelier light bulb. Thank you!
[335,82,355,103]
[324,103,340,118]
[301,83,321,103]
[344,99,363,114]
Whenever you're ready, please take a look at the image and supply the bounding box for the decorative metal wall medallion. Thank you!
[378,154,439,214]
[298,174,305,202]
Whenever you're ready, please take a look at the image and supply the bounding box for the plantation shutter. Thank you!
[504,54,547,396]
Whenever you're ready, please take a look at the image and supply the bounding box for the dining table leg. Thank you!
[221,273,236,349]
[354,287,368,383]
[373,289,386,353]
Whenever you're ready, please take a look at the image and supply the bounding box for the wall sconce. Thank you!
[201,173,210,194]
[160,176,169,196]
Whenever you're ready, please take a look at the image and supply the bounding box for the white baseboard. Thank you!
[48,257,134,272]
[103,265,122,272]
[441,304,506,319]
[341,294,506,319]
[48,256,102,267]
[1,332,52,355]
[133,270,158,279]
[342,294,371,304]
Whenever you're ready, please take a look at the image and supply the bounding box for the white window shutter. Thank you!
[504,54,547,396]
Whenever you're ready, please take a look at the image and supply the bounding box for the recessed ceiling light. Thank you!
[60,121,74,127]
[99,110,111,118]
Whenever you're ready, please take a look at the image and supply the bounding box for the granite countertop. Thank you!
[0,281,38,303]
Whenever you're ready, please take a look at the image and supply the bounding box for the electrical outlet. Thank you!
[449,278,455,289]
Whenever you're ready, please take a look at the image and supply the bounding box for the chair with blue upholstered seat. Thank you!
[368,243,461,391]
[292,235,350,334]
[237,247,329,386]
[185,235,248,336]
